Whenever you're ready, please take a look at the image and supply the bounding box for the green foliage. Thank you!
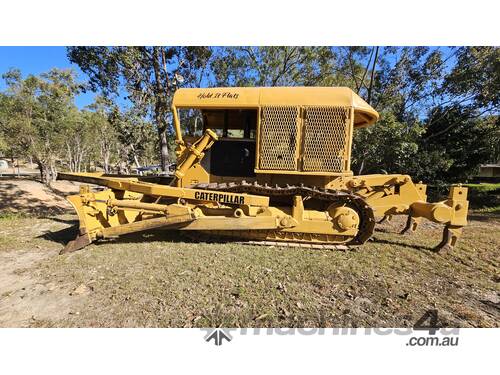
[67,47,213,170]
[443,47,500,111]
[352,109,498,184]
[0,93,11,153]
[422,106,499,182]
[0,68,81,183]
[108,107,158,171]
[211,47,345,87]
[463,183,500,191]
[352,47,499,182]
[352,112,428,176]
[1,46,498,185]
[0,69,159,183]
[372,47,448,123]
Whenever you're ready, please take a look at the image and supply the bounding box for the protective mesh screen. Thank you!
[302,106,350,172]
[259,106,299,170]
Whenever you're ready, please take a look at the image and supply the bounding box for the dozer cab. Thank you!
[58,87,469,254]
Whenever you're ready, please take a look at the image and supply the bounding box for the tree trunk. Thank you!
[37,160,51,185]
[67,144,74,172]
[49,162,57,185]
[151,47,170,172]
[358,159,365,175]
[366,47,379,105]
[36,160,45,183]
[159,129,169,172]
[103,151,110,173]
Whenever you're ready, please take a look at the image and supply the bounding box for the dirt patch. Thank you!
[0,178,80,214]
[0,216,86,327]
[0,249,82,326]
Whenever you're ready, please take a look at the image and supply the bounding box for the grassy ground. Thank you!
[463,182,500,190]
[0,210,498,328]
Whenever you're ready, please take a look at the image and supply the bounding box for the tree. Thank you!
[1,46,496,185]
[422,47,500,140]
[352,46,499,181]
[368,47,448,125]
[443,47,500,112]
[108,107,158,173]
[61,108,96,173]
[211,47,349,87]
[0,92,17,157]
[85,96,120,173]
[0,68,81,184]
[67,46,213,171]
[421,106,499,182]
[351,111,428,176]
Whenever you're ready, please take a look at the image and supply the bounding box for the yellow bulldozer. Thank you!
[57,87,469,254]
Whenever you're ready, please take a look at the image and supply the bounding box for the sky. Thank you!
[0,46,96,108]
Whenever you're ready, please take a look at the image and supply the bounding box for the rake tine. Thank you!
[434,225,462,254]
[377,215,392,224]
[400,215,421,235]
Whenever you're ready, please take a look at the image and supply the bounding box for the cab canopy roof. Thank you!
[173,86,379,128]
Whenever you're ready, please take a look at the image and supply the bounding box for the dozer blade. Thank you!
[60,214,197,254]
[60,233,92,254]
[57,173,276,253]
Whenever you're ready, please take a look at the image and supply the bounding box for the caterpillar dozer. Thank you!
[57,87,468,254]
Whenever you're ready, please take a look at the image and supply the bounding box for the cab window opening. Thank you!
[179,108,257,140]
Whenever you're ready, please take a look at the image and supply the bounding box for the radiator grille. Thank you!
[302,106,350,172]
[259,106,299,170]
